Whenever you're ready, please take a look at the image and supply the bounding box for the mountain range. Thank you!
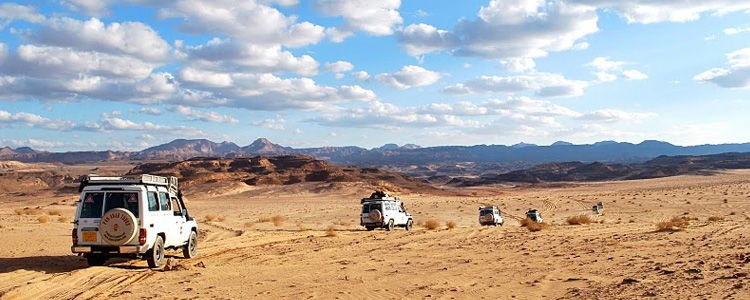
[4,138,750,174]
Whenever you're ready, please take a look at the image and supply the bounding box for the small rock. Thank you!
[621,278,640,284]
[686,268,701,274]
[193,261,206,268]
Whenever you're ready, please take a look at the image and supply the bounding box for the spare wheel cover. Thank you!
[99,208,138,245]
[370,209,381,221]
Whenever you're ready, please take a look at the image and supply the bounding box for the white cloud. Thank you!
[140,107,161,115]
[352,71,370,81]
[499,57,536,72]
[0,110,74,130]
[9,45,156,79]
[574,0,750,24]
[578,109,657,122]
[0,43,6,64]
[694,48,750,88]
[324,61,354,73]
[171,105,239,123]
[395,23,458,56]
[375,65,441,89]
[587,57,648,82]
[62,0,114,16]
[0,3,45,28]
[724,26,750,35]
[252,117,285,130]
[314,0,403,40]
[443,73,588,98]
[315,100,479,130]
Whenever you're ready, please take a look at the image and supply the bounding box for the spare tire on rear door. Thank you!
[99,208,137,245]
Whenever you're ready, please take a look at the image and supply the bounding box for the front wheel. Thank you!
[147,235,165,268]
[405,219,413,231]
[183,231,197,259]
[385,219,394,231]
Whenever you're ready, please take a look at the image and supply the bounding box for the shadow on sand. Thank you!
[0,255,88,274]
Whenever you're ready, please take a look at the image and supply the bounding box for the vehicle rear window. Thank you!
[147,192,159,211]
[103,192,139,217]
[480,210,493,216]
[364,203,381,213]
[80,192,104,218]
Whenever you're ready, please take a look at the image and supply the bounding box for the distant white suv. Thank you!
[479,206,504,226]
[71,174,198,268]
[360,191,413,231]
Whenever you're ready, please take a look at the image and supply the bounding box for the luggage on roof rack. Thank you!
[78,174,179,194]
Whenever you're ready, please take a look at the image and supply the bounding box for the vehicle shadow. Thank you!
[0,255,88,274]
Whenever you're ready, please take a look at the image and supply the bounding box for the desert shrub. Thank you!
[424,219,440,230]
[271,215,285,227]
[655,216,690,232]
[520,218,549,232]
[566,215,593,225]
[257,217,271,223]
[707,216,723,222]
[15,207,44,215]
[58,216,71,223]
[37,215,50,223]
[325,225,337,237]
[217,216,227,222]
[204,214,216,222]
[446,221,457,229]
[47,209,63,216]
[244,221,255,228]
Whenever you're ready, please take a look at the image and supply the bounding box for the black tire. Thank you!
[147,235,165,268]
[365,226,375,231]
[405,219,413,231]
[182,231,197,259]
[386,219,394,231]
[86,254,107,266]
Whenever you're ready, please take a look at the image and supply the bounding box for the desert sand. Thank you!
[0,163,749,299]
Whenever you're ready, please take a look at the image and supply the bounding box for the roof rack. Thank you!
[79,174,179,194]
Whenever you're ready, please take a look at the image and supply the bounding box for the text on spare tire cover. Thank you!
[101,209,135,244]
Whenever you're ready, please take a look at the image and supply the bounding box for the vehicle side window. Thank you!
[80,192,104,218]
[158,192,170,211]
[171,198,182,216]
[147,192,159,211]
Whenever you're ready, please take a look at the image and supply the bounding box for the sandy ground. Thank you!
[1,168,749,299]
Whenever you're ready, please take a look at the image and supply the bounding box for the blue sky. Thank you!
[0,0,749,151]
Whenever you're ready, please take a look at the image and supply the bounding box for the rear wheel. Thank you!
[386,219,394,231]
[147,235,165,268]
[182,231,197,259]
[405,219,413,231]
[365,226,375,231]
[85,254,107,266]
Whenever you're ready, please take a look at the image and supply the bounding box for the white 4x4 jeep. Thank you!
[71,174,198,268]
[479,206,504,226]
[360,191,413,231]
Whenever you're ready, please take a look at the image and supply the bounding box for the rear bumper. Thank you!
[72,245,146,255]
[361,222,384,227]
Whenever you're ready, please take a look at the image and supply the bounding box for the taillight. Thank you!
[72,229,78,246]
[139,228,147,245]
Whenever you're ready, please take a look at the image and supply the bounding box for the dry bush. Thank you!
[257,217,271,223]
[566,215,593,225]
[204,214,216,222]
[520,218,550,232]
[47,209,63,216]
[15,207,45,215]
[58,216,71,223]
[707,216,723,222]
[217,216,227,222]
[37,215,50,224]
[446,221,457,229]
[271,215,285,227]
[423,219,440,230]
[244,221,255,228]
[13,208,23,215]
[325,225,337,237]
[655,216,690,232]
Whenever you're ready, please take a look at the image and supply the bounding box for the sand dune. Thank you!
[1,169,749,299]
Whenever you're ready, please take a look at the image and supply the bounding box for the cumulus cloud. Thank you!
[499,57,536,72]
[62,0,114,16]
[170,105,239,123]
[724,26,750,35]
[0,110,74,130]
[324,61,354,73]
[573,0,750,24]
[587,57,648,82]
[314,100,479,130]
[397,0,598,61]
[578,109,657,122]
[443,73,588,98]
[694,48,750,88]
[0,43,6,64]
[375,65,441,89]
[0,3,45,28]
[251,117,286,130]
[314,0,403,41]
[140,107,161,115]
[352,71,370,81]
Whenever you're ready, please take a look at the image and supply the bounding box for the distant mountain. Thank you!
[135,139,240,160]
[551,141,573,146]
[239,138,291,155]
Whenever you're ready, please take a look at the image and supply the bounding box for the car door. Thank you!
[156,191,178,246]
[168,196,189,246]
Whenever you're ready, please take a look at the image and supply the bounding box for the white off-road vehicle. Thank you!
[479,206,504,226]
[71,174,198,268]
[360,191,413,231]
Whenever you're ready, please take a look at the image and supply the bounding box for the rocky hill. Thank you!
[127,155,434,193]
